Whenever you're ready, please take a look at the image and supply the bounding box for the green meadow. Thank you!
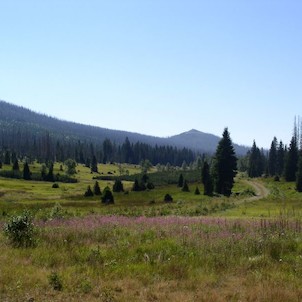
[0,162,302,301]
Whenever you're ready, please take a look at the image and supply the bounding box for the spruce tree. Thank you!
[91,155,98,173]
[276,141,285,176]
[202,161,213,196]
[182,180,189,192]
[132,179,140,191]
[23,162,31,180]
[84,185,94,197]
[194,186,200,195]
[12,159,19,171]
[268,137,278,176]
[93,181,102,195]
[177,173,184,187]
[113,179,124,192]
[101,186,114,204]
[248,141,264,177]
[284,135,298,181]
[4,150,10,165]
[212,128,237,196]
[296,153,302,192]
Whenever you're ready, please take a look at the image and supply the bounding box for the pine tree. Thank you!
[182,180,189,192]
[194,186,200,195]
[284,135,298,181]
[296,153,302,192]
[23,162,31,180]
[201,161,213,196]
[12,159,19,171]
[132,179,140,191]
[91,155,98,173]
[248,141,264,177]
[93,181,102,195]
[177,173,184,187]
[4,150,10,165]
[212,128,237,196]
[276,141,285,176]
[101,186,114,204]
[84,185,94,197]
[268,137,278,176]
[113,179,124,192]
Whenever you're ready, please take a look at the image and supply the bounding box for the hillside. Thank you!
[0,100,249,155]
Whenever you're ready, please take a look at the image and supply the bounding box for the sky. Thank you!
[0,0,301,148]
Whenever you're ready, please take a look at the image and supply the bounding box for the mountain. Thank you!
[168,129,248,155]
[0,100,249,155]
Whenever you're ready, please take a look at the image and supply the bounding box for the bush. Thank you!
[93,181,102,195]
[194,186,200,195]
[48,272,63,291]
[274,175,280,182]
[84,185,94,197]
[113,179,124,192]
[164,194,173,203]
[52,183,59,188]
[101,186,114,204]
[3,211,36,247]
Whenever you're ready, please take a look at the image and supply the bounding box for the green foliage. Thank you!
[177,173,184,187]
[247,140,265,177]
[194,186,200,195]
[113,179,124,192]
[49,203,64,219]
[213,128,237,196]
[182,180,189,192]
[93,181,102,195]
[48,272,63,291]
[23,162,31,180]
[296,154,302,192]
[284,135,298,182]
[101,186,114,204]
[64,159,77,175]
[202,161,213,196]
[164,193,173,202]
[52,183,59,188]
[84,185,94,197]
[3,210,36,247]
[12,159,19,171]
[91,155,98,173]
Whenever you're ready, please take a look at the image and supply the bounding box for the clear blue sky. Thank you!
[0,0,301,148]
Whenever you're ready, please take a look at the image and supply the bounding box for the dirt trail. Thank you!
[240,179,270,204]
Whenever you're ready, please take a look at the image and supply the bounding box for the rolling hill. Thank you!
[0,100,249,155]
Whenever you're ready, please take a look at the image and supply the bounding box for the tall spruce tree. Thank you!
[296,153,302,192]
[23,162,31,180]
[268,137,278,176]
[284,135,298,181]
[91,155,98,173]
[212,128,237,196]
[177,173,184,187]
[201,161,213,196]
[248,141,265,177]
[276,141,285,176]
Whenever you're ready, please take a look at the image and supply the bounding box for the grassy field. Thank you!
[0,163,302,301]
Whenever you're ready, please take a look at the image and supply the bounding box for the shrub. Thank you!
[84,185,94,197]
[52,183,59,188]
[194,186,200,195]
[274,175,280,182]
[3,211,36,247]
[164,194,173,203]
[93,181,102,195]
[48,272,63,291]
[113,179,124,192]
[182,180,190,192]
[101,186,114,204]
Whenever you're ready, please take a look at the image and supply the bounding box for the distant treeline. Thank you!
[0,123,195,166]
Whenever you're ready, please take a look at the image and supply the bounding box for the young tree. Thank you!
[296,153,302,192]
[132,179,140,191]
[202,161,213,196]
[91,155,98,173]
[101,186,114,204]
[12,159,19,171]
[93,181,102,195]
[177,173,184,187]
[194,186,200,195]
[212,128,237,196]
[23,162,31,180]
[113,179,124,192]
[84,185,94,197]
[284,135,298,181]
[268,137,278,176]
[248,141,264,177]
[4,150,10,165]
[64,159,77,175]
[182,180,189,192]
